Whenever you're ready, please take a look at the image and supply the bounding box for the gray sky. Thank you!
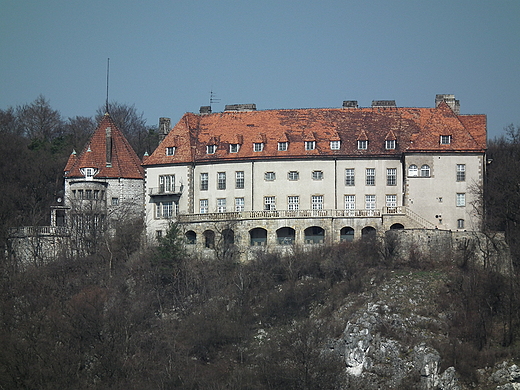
[1,0,519,139]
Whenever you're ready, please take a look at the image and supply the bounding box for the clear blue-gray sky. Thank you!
[1,0,519,139]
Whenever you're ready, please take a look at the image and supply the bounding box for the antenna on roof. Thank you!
[105,58,110,114]
[209,89,220,111]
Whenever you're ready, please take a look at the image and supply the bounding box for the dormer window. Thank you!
[278,142,288,151]
[254,142,264,152]
[166,146,175,156]
[385,140,396,150]
[440,135,451,145]
[330,140,340,150]
[305,141,316,150]
[229,144,240,153]
[357,140,368,150]
[206,144,217,154]
[81,167,97,180]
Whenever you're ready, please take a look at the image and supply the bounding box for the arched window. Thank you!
[361,226,376,238]
[276,227,295,245]
[185,230,196,244]
[222,229,235,245]
[420,164,431,177]
[204,230,215,249]
[408,164,418,177]
[250,228,267,246]
[304,226,325,244]
[340,227,354,242]
[390,223,404,230]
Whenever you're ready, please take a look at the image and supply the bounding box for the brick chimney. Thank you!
[435,94,460,114]
[159,117,171,142]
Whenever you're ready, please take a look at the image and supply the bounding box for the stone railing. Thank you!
[177,208,392,223]
[8,226,71,238]
[148,185,184,196]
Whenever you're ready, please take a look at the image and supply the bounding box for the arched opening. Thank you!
[304,226,325,244]
[276,227,295,245]
[222,228,235,245]
[340,227,355,242]
[361,226,376,239]
[185,230,196,244]
[204,230,215,249]
[408,164,418,177]
[250,228,267,246]
[390,223,404,230]
[420,164,431,177]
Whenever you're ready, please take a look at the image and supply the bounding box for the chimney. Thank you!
[343,100,358,108]
[105,127,112,167]
[224,103,257,112]
[435,94,460,114]
[159,117,171,142]
[199,106,212,114]
[372,100,397,108]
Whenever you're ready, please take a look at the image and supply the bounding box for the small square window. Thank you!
[312,170,323,180]
[385,140,396,150]
[288,171,299,181]
[206,145,216,154]
[111,197,119,206]
[305,141,316,150]
[230,144,240,153]
[357,140,368,150]
[440,135,451,145]
[166,146,175,156]
[265,172,276,181]
[330,140,340,150]
[254,143,264,152]
[278,142,288,151]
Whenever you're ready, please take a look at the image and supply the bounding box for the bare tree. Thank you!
[16,95,64,143]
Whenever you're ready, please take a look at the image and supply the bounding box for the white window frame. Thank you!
[456,164,466,182]
[408,164,418,177]
[366,168,375,186]
[278,142,288,151]
[229,144,240,153]
[312,195,324,210]
[420,164,431,177]
[312,170,323,180]
[288,171,299,181]
[235,197,244,212]
[345,195,356,210]
[200,199,208,214]
[387,168,397,186]
[253,142,264,152]
[345,168,355,186]
[305,141,316,150]
[159,174,175,193]
[217,172,226,190]
[385,140,396,150]
[264,196,276,211]
[166,146,175,156]
[200,172,208,190]
[206,144,217,154]
[288,196,299,211]
[440,135,451,145]
[330,140,340,150]
[162,201,173,218]
[456,193,466,207]
[265,171,276,181]
[357,140,368,150]
[385,194,397,208]
[217,198,227,213]
[365,195,376,210]
[235,171,244,189]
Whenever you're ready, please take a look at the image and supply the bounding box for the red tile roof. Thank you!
[64,113,144,179]
[144,102,486,166]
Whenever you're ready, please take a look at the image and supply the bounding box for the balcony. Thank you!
[148,185,184,197]
[9,226,71,238]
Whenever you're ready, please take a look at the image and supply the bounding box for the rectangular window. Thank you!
[162,201,173,218]
[330,140,340,150]
[345,195,356,210]
[84,168,95,178]
[200,173,208,190]
[111,197,119,206]
[312,170,323,180]
[365,195,376,210]
[366,168,375,186]
[156,202,161,218]
[235,197,244,212]
[457,193,466,207]
[265,171,276,181]
[386,195,397,208]
[78,190,84,199]
[254,142,264,152]
[200,199,208,214]
[85,190,92,199]
[235,171,244,189]
[387,168,397,186]
[94,190,99,200]
[288,171,299,181]
[312,195,324,210]
[345,168,355,186]
[440,135,451,145]
[166,146,175,156]
[457,219,465,229]
[288,196,299,211]
[206,144,216,154]
[229,144,239,153]
[305,141,316,150]
[217,198,227,213]
[159,174,175,193]
[456,164,466,181]
[264,196,276,211]
[278,142,288,151]
[358,140,368,150]
[385,140,396,150]
[217,172,226,190]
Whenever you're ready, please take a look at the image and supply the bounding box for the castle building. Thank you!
[143,95,486,259]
